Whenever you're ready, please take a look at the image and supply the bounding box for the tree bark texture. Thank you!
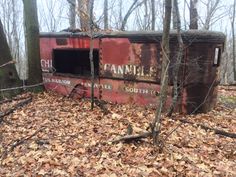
[151,0,156,30]
[232,0,236,81]
[89,0,95,109]
[0,19,21,98]
[172,0,178,29]
[144,0,148,30]
[190,0,198,29]
[152,0,172,145]
[69,0,76,29]
[77,0,90,31]
[23,0,43,91]
[104,0,108,29]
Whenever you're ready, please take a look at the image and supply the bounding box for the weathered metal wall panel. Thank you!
[100,38,161,83]
[42,74,173,108]
[39,31,226,114]
[183,43,222,113]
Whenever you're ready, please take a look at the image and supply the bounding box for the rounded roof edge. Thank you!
[40,30,226,43]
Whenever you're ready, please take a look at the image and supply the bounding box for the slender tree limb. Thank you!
[67,0,76,6]
[120,0,144,30]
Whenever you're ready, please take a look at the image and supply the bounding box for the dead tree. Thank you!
[89,0,95,109]
[167,0,184,116]
[152,0,172,145]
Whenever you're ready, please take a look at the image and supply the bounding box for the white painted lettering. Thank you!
[111,64,117,74]
[117,65,124,75]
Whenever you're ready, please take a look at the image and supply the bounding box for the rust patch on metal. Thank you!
[123,73,137,81]
[56,38,68,46]
[141,44,151,75]
[103,70,113,77]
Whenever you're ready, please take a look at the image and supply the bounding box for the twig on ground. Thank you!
[1,126,46,161]
[95,99,110,115]
[0,97,32,124]
[110,131,153,143]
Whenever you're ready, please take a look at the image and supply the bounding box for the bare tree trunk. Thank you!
[119,0,123,28]
[0,19,21,98]
[183,0,188,30]
[77,0,90,31]
[104,0,108,29]
[23,0,43,92]
[172,0,177,29]
[151,0,156,30]
[232,0,236,81]
[144,0,148,30]
[152,0,172,145]
[89,0,95,109]
[69,0,76,29]
[167,0,184,116]
[190,0,198,29]
[11,0,20,60]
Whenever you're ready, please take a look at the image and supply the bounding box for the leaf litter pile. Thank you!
[0,86,235,176]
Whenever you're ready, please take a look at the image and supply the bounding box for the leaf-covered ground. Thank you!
[0,86,235,176]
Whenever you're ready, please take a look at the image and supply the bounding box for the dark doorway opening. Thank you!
[53,49,99,77]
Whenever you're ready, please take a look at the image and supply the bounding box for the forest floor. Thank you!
[0,86,235,177]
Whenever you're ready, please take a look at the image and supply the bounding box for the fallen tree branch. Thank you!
[0,60,15,68]
[0,95,32,105]
[179,118,236,138]
[1,126,46,161]
[0,97,32,124]
[167,118,236,139]
[110,131,153,143]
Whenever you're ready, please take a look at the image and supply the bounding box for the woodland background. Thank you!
[0,0,236,176]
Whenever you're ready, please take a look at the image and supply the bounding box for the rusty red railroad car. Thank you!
[39,30,225,114]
